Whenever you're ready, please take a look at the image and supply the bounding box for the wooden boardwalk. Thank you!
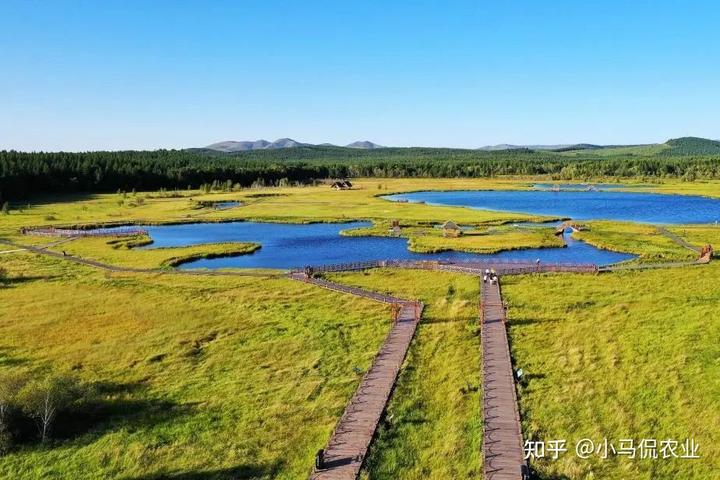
[481,278,529,480]
[0,239,282,278]
[290,274,422,480]
[296,259,599,276]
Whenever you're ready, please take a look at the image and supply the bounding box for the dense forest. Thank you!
[1,140,720,201]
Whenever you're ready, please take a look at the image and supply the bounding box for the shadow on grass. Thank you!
[530,469,571,480]
[121,461,285,480]
[13,381,196,447]
[0,346,28,366]
[508,317,560,327]
[1,274,61,286]
[58,384,196,441]
[421,315,476,325]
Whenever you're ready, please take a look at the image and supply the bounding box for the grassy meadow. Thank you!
[42,236,262,270]
[503,266,720,479]
[327,269,483,480]
[574,221,698,263]
[1,178,719,479]
[3,177,718,267]
[0,252,391,479]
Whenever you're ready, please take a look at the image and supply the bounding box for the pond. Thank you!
[213,201,242,210]
[108,221,635,269]
[383,190,720,224]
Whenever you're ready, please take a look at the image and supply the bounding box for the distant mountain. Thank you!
[270,138,308,149]
[204,138,310,152]
[345,140,384,149]
[203,138,383,152]
[205,140,271,152]
[478,143,604,152]
[665,136,720,155]
[202,136,720,154]
[478,144,572,151]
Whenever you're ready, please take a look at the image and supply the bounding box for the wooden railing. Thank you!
[292,259,599,276]
[23,227,148,238]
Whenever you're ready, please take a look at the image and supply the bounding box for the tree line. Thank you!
[2,148,719,201]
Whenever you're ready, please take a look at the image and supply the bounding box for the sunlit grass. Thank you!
[503,266,720,479]
[329,269,482,480]
[574,221,697,262]
[2,179,720,479]
[0,253,390,479]
[40,235,261,269]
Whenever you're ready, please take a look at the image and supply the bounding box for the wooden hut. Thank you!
[699,244,714,263]
[389,220,402,236]
[442,220,462,238]
[331,180,352,190]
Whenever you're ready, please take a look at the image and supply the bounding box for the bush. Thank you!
[18,374,82,443]
[0,372,27,453]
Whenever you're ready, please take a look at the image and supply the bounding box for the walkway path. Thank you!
[656,226,702,253]
[290,274,422,480]
[481,278,528,480]
[10,235,707,479]
[297,259,598,276]
[0,239,281,278]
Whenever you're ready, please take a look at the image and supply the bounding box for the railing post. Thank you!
[315,449,325,470]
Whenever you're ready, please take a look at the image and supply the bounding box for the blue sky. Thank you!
[1,0,719,151]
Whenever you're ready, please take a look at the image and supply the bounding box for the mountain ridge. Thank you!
[205,138,383,152]
[200,136,719,154]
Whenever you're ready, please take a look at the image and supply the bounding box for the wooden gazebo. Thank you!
[442,220,462,238]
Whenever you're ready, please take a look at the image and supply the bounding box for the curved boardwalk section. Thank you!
[0,239,280,278]
[290,274,422,480]
[481,278,528,480]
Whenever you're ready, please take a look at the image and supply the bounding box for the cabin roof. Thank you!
[442,220,460,230]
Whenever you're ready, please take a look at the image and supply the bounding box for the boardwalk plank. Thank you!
[290,274,423,480]
[481,278,528,480]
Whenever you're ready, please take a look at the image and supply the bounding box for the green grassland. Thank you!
[0,178,548,236]
[342,221,563,254]
[573,222,698,262]
[0,252,392,479]
[3,177,719,266]
[668,224,720,247]
[502,265,720,479]
[1,178,720,479]
[41,236,261,270]
[327,269,482,480]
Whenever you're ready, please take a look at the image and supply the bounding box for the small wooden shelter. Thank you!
[442,220,462,238]
[699,244,714,263]
[331,180,353,190]
[388,219,402,236]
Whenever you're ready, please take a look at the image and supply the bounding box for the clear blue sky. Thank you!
[1,0,719,151]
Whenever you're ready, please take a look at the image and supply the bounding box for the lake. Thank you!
[109,221,635,269]
[383,190,720,224]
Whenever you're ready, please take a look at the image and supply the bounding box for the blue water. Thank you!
[384,190,720,224]
[108,221,634,269]
[214,201,242,210]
